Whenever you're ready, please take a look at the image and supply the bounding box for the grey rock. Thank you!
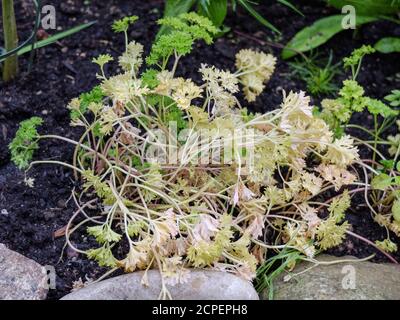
[0,244,48,300]
[264,255,400,300]
[62,269,259,300]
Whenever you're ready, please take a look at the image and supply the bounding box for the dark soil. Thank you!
[0,0,399,299]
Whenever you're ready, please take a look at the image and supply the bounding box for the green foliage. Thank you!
[282,16,377,59]
[82,169,116,205]
[80,86,105,109]
[319,80,364,136]
[127,220,148,237]
[240,108,256,123]
[157,12,219,40]
[342,45,376,79]
[180,11,220,36]
[327,0,400,16]
[343,45,376,69]
[328,190,351,223]
[385,89,400,107]
[141,69,160,89]
[147,31,193,66]
[339,80,365,111]
[371,173,398,190]
[393,199,400,223]
[380,159,395,170]
[147,13,217,66]
[164,105,188,131]
[277,0,304,16]
[371,120,400,236]
[316,218,350,251]
[366,97,398,117]
[283,0,400,59]
[9,117,43,169]
[319,52,398,136]
[86,246,118,267]
[236,0,280,34]
[375,239,398,253]
[157,0,197,36]
[16,14,366,292]
[92,54,113,69]
[289,52,340,96]
[160,0,303,37]
[256,248,304,299]
[87,224,122,244]
[375,37,400,53]
[112,16,139,33]
[197,0,227,27]
[164,0,197,18]
[70,86,105,120]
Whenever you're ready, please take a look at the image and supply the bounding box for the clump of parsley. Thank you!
[146,13,218,66]
[9,117,43,169]
[70,86,105,121]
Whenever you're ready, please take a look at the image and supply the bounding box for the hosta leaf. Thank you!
[164,0,196,17]
[282,15,377,59]
[198,0,227,27]
[327,0,400,16]
[375,37,400,53]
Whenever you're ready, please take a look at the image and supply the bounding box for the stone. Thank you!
[61,269,259,300]
[264,255,400,300]
[0,244,48,300]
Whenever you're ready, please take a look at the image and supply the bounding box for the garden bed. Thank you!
[0,0,399,299]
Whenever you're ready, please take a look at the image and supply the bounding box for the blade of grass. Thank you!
[237,0,281,34]
[277,0,304,16]
[0,21,96,62]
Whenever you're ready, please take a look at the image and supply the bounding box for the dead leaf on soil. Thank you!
[54,225,70,238]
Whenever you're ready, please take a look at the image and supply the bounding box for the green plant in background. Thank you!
[2,0,18,81]
[370,121,400,252]
[282,0,400,59]
[309,43,400,252]
[375,37,400,53]
[319,45,398,137]
[256,248,304,299]
[158,0,303,36]
[289,51,341,96]
[385,89,400,106]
